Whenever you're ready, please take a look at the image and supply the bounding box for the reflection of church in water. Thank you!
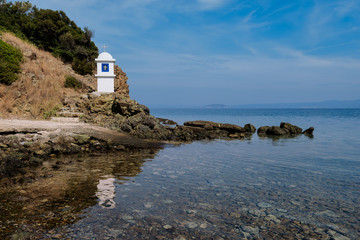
[92,147,159,209]
[96,176,116,209]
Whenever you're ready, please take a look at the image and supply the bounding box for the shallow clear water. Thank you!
[1,109,360,239]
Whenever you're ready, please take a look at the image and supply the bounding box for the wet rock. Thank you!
[218,123,245,133]
[229,133,244,138]
[241,225,259,235]
[122,215,134,220]
[267,126,290,136]
[244,123,256,133]
[248,209,265,217]
[280,122,303,134]
[257,126,270,136]
[200,223,208,229]
[174,237,187,240]
[186,209,197,214]
[144,203,153,208]
[257,202,272,208]
[163,225,172,229]
[327,230,350,240]
[186,222,198,229]
[303,127,314,135]
[173,125,209,141]
[315,210,339,218]
[11,231,31,240]
[257,123,312,137]
[265,214,281,224]
[184,120,219,130]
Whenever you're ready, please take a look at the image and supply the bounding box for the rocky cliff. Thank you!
[114,65,129,98]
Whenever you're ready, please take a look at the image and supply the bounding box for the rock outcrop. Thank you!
[257,122,313,137]
[60,93,258,142]
[61,93,316,142]
[157,118,177,125]
[114,65,130,98]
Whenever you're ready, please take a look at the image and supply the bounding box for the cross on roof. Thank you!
[102,45,108,52]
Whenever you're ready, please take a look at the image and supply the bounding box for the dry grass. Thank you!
[0,32,95,119]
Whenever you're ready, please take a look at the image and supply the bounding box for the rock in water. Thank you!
[267,126,290,136]
[244,123,256,133]
[218,123,245,133]
[303,127,314,135]
[257,122,311,137]
[257,126,270,136]
[280,122,302,134]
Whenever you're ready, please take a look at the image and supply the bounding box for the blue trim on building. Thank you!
[102,63,109,72]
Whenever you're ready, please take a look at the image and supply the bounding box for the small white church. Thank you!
[95,51,116,93]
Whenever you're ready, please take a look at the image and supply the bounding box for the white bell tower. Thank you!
[95,50,116,93]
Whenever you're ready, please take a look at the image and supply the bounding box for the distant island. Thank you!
[203,99,360,109]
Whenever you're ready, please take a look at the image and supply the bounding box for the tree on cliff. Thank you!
[0,0,98,76]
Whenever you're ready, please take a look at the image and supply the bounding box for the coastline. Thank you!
[0,119,165,179]
[0,94,314,183]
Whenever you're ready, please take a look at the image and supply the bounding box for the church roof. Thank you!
[96,52,116,62]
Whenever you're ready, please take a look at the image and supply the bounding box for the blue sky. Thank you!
[28,0,360,107]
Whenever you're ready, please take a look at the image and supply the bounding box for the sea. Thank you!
[1,108,360,239]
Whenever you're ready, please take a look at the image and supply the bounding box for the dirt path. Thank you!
[0,119,164,148]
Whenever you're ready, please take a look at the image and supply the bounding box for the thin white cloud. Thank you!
[273,47,333,67]
[305,0,360,43]
[334,0,360,17]
[197,0,229,10]
[266,4,295,17]
[243,10,256,23]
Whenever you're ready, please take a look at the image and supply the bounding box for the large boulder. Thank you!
[173,126,211,141]
[257,126,270,136]
[218,123,245,133]
[244,123,256,133]
[266,126,290,136]
[280,122,302,134]
[112,98,149,117]
[184,121,219,130]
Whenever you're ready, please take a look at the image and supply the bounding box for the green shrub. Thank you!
[0,39,23,85]
[43,105,60,119]
[72,59,94,76]
[53,48,74,63]
[64,75,82,89]
[0,1,98,76]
